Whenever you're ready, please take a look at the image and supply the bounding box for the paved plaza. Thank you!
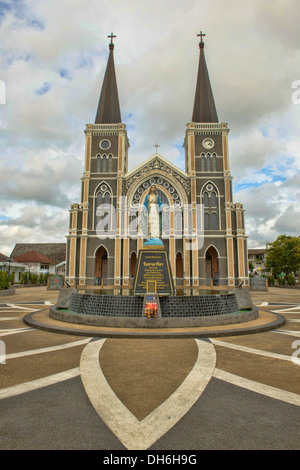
[0,286,299,451]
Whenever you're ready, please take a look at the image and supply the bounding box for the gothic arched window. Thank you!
[202,183,220,231]
[211,212,218,230]
[96,154,101,172]
[212,153,217,171]
[104,191,110,204]
[102,154,107,172]
[108,154,113,172]
[206,153,211,171]
[94,184,112,230]
[203,191,209,208]
[201,153,205,171]
[210,191,217,208]
[204,213,210,231]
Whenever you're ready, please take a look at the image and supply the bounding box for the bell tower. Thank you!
[66,34,129,288]
[184,32,248,288]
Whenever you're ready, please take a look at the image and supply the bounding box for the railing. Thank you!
[86,123,125,131]
[187,122,228,130]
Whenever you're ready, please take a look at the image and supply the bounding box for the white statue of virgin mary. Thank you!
[141,184,164,245]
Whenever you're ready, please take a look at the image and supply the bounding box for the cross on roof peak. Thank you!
[153,142,160,153]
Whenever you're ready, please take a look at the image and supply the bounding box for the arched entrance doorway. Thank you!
[130,252,137,278]
[176,252,183,285]
[205,246,219,285]
[95,246,108,286]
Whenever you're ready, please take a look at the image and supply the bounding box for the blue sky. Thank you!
[233,157,296,192]
[0,0,300,255]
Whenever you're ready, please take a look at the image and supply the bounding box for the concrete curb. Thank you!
[23,309,285,339]
[0,288,15,297]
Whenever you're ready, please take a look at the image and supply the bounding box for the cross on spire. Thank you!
[153,142,160,153]
[108,32,116,47]
[197,30,206,43]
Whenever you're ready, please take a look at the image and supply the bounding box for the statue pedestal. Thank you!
[133,247,174,296]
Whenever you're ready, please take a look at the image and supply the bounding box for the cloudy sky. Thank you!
[0,0,299,256]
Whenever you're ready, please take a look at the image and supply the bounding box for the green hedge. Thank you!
[0,271,10,290]
[20,272,28,284]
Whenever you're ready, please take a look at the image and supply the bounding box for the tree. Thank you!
[266,235,300,277]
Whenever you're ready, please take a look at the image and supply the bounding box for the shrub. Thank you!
[287,274,296,286]
[20,272,28,284]
[278,277,285,285]
[267,274,275,285]
[0,271,10,290]
[9,272,15,285]
[29,273,38,284]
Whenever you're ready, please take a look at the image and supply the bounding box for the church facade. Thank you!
[65,34,249,291]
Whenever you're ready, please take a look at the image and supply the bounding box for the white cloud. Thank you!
[0,0,300,255]
[235,172,300,248]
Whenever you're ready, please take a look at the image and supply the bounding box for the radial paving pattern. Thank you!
[0,286,299,450]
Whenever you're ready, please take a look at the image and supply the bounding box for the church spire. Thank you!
[95,33,122,124]
[192,31,218,123]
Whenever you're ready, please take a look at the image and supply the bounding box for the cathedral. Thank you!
[65,33,249,292]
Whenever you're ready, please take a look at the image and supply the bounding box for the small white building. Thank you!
[248,249,267,274]
[13,251,56,276]
[0,253,26,281]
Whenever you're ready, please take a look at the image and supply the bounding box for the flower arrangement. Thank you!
[144,301,158,318]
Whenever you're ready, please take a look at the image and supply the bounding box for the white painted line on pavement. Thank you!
[0,367,80,400]
[272,330,300,338]
[272,306,300,313]
[213,368,300,407]
[211,338,293,362]
[6,338,92,360]
[0,310,24,313]
[0,307,18,309]
[0,328,34,337]
[80,338,217,450]
[6,304,38,312]
[0,317,22,321]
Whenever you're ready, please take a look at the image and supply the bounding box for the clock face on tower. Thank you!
[202,138,214,149]
[100,139,111,150]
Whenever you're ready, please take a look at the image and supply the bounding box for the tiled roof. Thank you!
[248,249,266,254]
[0,252,12,262]
[10,243,66,264]
[13,251,56,264]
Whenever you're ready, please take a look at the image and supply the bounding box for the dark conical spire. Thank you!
[95,33,122,124]
[192,32,218,123]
